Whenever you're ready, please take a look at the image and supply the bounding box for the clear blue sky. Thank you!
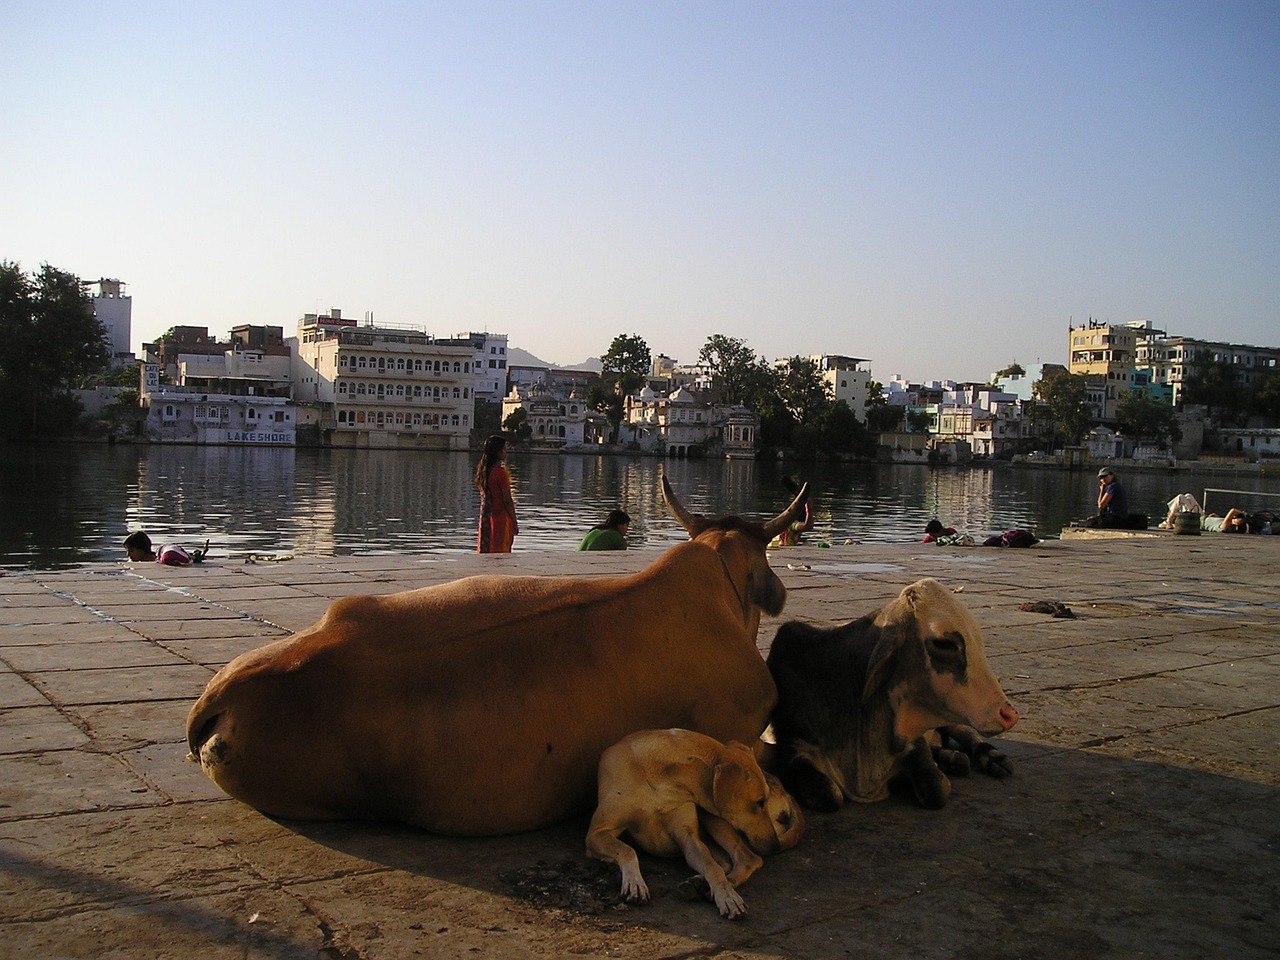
[6,1,1278,383]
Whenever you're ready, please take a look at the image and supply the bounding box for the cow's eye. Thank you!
[929,635,962,654]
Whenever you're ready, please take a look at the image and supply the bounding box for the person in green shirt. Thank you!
[578,510,631,551]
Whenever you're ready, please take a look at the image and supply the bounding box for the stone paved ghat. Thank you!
[1,537,1277,959]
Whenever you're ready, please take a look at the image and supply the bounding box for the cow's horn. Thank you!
[661,475,705,535]
[762,482,809,541]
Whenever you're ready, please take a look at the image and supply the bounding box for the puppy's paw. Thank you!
[711,884,748,920]
[618,868,650,905]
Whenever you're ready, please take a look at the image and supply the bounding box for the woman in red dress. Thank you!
[475,434,518,553]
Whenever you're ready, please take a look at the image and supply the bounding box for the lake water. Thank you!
[3,444,1278,569]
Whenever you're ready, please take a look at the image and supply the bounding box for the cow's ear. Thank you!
[749,566,788,616]
[862,623,905,703]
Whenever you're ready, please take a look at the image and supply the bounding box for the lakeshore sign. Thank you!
[227,430,293,445]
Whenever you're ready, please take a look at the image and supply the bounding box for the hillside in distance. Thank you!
[507,347,601,372]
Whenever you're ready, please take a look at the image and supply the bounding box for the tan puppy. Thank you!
[586,728,805,919]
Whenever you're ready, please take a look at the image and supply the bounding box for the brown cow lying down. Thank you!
[185,478,807,836]
[586,728,805,920]
[765,578,1019,812]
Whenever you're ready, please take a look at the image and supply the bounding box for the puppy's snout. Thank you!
[777,810,792,829]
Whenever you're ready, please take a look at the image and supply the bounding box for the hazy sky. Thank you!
[6,1,1278,383]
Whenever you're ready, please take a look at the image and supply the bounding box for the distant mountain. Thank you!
[507,347,602,372]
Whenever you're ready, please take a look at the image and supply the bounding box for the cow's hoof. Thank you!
[932,746,971,777]
[973,743,1014,778]
[783,764,843,813]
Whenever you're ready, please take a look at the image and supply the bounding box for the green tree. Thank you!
[775,356,832,426]
[502,406,533,442]
[1249,371,1280,424]
[1114,390,1182,448]
[0,262,111,439]
[697,334,758,405]
[1033,369,1093,446]
[600,334,651,397]
[993,362,1025,383]
[1182,359,1245,425]
[585,381,624,442]
[905,409,932,433]
[819,400,873,457]
[863,380,903,432]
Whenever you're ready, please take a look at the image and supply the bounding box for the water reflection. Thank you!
[3,444,1277,569]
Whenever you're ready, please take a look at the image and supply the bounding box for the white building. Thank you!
[294,311,474,450]
[624,386,758,457]
[501,381,600,447]
[454,331,510,400]
[139,364,296,445]
[813,355,871,422]
[87,278,133,363]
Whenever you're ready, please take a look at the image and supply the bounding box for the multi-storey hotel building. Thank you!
[293,310,475,449]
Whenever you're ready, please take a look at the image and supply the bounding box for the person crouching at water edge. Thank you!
[578,510,631,551]
[475,434,518,553]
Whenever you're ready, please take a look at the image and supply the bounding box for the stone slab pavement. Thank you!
[1,535,1277,959]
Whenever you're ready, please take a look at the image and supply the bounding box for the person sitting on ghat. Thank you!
[1158,493,1203,529]
[1095,468,1129,527]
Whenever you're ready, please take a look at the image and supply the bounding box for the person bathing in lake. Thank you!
[770,476,814,547]
[577,509,631,551]
[922,519,956,543]
[124,531,208,566]
[475,434,518,553]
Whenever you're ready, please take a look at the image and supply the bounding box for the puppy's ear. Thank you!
[711,757,753,810]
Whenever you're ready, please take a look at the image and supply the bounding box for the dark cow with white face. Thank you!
[765,578,1019,811]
